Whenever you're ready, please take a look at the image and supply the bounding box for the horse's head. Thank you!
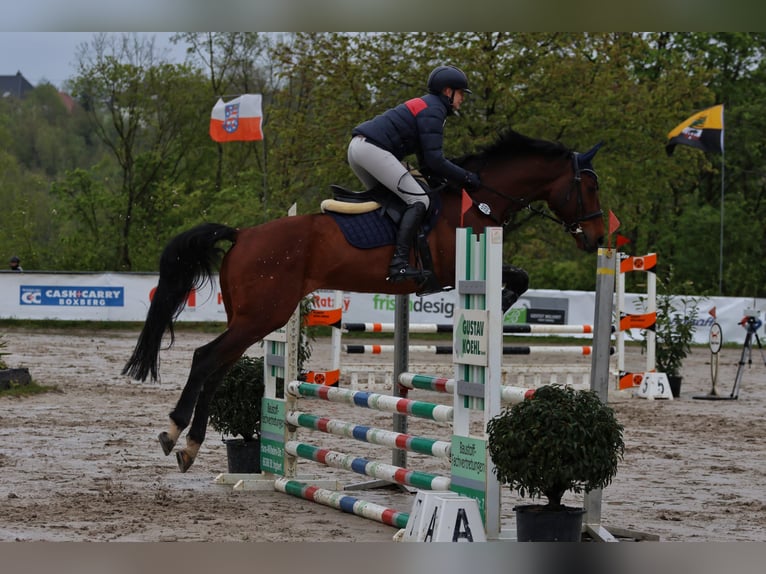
[554,141,605,253]
[451,131,605,253]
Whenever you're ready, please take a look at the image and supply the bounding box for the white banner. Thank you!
[0,271,225,322]
[1,272,763,346]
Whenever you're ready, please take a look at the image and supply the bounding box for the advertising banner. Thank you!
[1,272,763,345]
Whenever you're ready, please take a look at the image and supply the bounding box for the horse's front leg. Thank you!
[501,264,529,312]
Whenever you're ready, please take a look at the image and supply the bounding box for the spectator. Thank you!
[9,256,22,272]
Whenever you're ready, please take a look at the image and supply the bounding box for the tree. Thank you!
[69,32,210,270]
[3,32,766,296]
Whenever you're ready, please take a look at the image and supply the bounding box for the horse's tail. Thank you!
[122,223,238,382]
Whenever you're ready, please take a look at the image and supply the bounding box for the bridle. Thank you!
[465,152,602,240]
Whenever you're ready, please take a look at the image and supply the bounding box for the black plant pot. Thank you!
[0,368,31,390]
[514,504,585,541]
[224,438,261,474]
[668,375,682,398]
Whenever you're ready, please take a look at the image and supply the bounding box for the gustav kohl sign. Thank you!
[453,309,489,366]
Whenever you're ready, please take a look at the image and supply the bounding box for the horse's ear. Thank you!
[577,141,604,164]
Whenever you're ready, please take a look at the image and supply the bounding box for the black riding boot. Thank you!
[387,202,427,282]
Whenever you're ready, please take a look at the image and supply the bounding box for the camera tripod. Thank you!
[695,316,766,400]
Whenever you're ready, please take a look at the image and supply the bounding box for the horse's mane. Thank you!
[455,129,570,166]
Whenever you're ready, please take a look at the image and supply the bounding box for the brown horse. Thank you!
[123,129,605,472]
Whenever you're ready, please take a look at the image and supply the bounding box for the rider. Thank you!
[347,65,481,283]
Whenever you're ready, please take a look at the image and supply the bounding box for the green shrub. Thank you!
[487,384,624,509]
[208,355,264,442]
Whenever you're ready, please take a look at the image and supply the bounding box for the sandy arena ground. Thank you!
[1,326,765,542]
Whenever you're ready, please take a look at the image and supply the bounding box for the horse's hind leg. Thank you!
[168,325,265,472]
[157,332,233,462]
[174,367,227,472]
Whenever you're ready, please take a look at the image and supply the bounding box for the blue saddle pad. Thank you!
[328,210,396,249]
[327,196,441,250]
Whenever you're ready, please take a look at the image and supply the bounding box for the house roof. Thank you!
[0,71,35,98]
[58,91,75,113]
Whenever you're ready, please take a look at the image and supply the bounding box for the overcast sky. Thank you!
[0,32,185,89]
[2,1,748,42]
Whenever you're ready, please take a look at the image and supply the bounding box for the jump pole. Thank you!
[305,291,411,476]
[249,228,613,540]
[344,292,411,490]
[344,344,604,355]
[343,322,597,334]
[324,314,607,392]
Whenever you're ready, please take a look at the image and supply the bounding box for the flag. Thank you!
[460,189,472,226]
[666,104,723,156]
[616,234,631,248]
[210,94,263,142]
[608,210,620,235]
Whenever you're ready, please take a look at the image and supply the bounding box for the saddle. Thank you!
[321,181,444,296]
[321,184,405,225]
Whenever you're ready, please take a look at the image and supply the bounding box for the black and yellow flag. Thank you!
[666,104,724,156]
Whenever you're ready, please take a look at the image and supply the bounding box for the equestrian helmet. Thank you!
[427,65,472,95]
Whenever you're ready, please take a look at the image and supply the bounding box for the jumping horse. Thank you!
[123,129,605,472]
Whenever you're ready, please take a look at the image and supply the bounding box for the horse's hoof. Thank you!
[176,450,194,473]
[501,290,519,313]
[158,432,175,456]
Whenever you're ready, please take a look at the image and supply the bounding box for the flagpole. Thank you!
[719,105,725,295]
[719,148,725,295]
[666,104,725,294]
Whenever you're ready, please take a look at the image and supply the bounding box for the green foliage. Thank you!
[3,32,766,296]
[68,33,212,270]
[0,380,60,398]
[208,356,264,442]
[645,274,701,378]
[486,384,624,509]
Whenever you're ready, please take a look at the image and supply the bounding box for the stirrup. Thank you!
[416,271,444,296]
[387,265,425,283]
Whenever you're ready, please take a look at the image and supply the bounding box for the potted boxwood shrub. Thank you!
[209,355,265,473]
[0,335,32,391]
[486,384,624,541]
[643,274,700,398]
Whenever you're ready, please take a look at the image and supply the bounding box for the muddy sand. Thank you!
[1,326,765,542]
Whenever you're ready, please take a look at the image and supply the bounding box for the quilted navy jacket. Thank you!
[352,93,471,184]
